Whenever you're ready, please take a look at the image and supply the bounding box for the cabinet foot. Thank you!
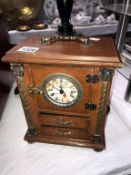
[93,148,104,152]
[14,86,19,95]
[27,140,34,144]
[107,105,110,114]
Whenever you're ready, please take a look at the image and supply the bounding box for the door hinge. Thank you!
[86,75,100,83]
[85,103,97,111]
[28,86,42,96]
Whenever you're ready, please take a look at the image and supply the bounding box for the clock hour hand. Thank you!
[53,85,61,91]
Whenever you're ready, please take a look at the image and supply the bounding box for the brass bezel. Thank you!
[40,73,83,107]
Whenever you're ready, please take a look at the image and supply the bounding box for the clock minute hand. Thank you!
[59,83,65,95]
[60,82,64,90]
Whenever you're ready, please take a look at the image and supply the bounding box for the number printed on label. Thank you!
[17,46,39,53]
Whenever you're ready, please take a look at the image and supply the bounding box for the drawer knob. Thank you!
[55,130,72,136]
[56,121,72,126]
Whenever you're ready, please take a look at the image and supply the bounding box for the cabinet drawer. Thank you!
[38,114,90,129]
[39,126,89,140]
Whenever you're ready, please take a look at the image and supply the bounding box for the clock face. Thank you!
[41,74,82,107]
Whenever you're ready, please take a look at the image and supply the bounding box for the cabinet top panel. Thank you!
[2,36,122,67]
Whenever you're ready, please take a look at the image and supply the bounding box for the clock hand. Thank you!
[53,85,61,91]
[59,83,63,90]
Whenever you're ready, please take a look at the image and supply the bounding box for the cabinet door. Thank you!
[28,64,103,117]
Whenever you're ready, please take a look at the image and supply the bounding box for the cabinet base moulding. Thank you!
[24,132,105,151]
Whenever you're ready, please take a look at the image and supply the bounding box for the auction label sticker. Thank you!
[17,46,39,53]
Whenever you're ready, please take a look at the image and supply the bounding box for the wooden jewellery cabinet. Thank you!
[2,36,122,151]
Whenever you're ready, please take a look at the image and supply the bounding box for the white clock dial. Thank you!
[41,74,82,107]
